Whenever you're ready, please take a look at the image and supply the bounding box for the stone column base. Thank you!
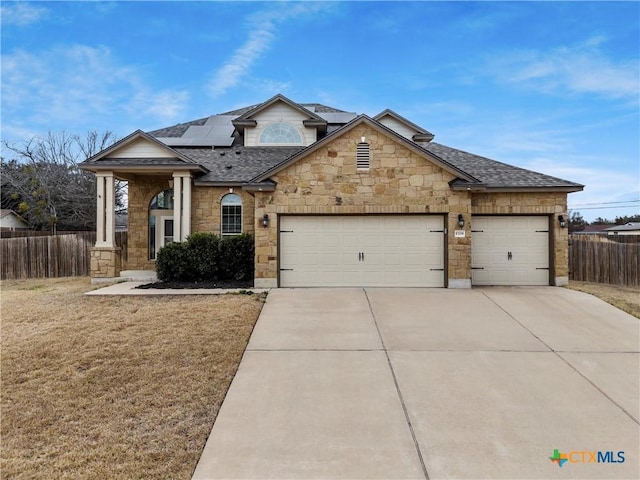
[254,278,277,289]
[448,278,472,289]
[90,247,122,279]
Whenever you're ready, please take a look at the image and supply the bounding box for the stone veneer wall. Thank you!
[126,177,255,270]
[253,124,473,287]
[471,191,569,284]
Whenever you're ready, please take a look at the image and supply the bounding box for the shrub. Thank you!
[186,232,220,281]
[219,234,255,281]
[156,242,192,282]
[155,233,254,283]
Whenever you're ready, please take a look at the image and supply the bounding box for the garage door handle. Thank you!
[507,251,512,260]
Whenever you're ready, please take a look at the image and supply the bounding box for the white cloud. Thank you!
[0,2,48,26]
[207,2,334,98]
[521,157,639,221]
[1,44,189,138]
[488,37,639,101]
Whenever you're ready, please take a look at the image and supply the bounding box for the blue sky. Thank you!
[1,1,638,221]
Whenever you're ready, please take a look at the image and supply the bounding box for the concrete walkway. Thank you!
[85,281,267,296]
[192,287,639,479]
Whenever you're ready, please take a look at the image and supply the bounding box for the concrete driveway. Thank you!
[192,287,639,480]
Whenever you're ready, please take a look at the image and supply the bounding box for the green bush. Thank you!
[219,234,255,281]
[156,242,192,282]
[186,232,220,281]
[155,233,254,283]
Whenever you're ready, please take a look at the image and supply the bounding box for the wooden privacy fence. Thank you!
[1,232,128,280]
[569,235,640,286]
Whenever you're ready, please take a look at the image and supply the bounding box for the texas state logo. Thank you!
[550,449,568,467]
[550,449,625,467]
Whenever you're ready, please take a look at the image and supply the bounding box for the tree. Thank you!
[591,217,614,225]
[1,131,120,232]
[568,210,586,233]
[614,214,640,225]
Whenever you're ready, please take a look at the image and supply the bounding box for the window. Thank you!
[221,193,242,235]
[357,142,370,170]
[259,122,303,144]
[149,188,174,260]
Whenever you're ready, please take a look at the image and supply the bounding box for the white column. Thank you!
[180,174,191,241]
[172,172,183,242]
[95,174,106,246]
[104,173,115,248]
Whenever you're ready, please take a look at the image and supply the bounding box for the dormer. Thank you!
[373,109,434,143]
[232,94,328,147]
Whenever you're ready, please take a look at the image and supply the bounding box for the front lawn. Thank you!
[566,280,640,319]
[0,277,265,479]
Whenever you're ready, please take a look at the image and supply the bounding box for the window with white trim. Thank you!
[356,142,370,170]
[259,122,303,144]
[221,193,242,235]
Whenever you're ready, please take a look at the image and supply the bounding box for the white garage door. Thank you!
[280,215,445,287]
[472,216,550,286]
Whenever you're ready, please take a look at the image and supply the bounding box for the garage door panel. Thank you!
[472,216,549,286]
[280,215,445,287]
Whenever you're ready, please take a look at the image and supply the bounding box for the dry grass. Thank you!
[566,281,640,319]
[1,277,266,479]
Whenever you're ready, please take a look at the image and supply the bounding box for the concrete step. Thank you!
[119,270,157,282]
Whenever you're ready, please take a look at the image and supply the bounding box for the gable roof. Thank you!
[79,130,207,174]
[232,94,327,132]
[373,109,435,142]
[0,209,24,219]
[251,114,479,184]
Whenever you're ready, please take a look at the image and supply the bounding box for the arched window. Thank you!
[149,189,174,260]
[259,122,303,144]
[221,193,242,235]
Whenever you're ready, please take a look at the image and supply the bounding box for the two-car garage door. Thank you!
[279,215,445,287]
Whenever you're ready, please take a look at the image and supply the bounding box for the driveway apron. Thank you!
[192,287,639,480]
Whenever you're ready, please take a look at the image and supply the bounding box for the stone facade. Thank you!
[126,177,255,270]
[90,247,121,278]
[253,124,473,287]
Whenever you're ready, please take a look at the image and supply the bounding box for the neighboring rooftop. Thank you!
[604,222,640,232]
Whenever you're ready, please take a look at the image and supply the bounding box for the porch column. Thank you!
[173,173,182,242]
[181,174,191,241]
[95,172,115,247]
[172,172,192,242]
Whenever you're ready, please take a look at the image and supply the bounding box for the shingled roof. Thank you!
[421,142,583,190]
[84,97,583,192]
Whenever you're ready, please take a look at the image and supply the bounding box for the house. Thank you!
[604,222,640,236]
[80,94,583,287]
[0,209,28,230]
[572,224,614,235]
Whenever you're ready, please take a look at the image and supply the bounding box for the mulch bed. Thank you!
[136,279,253,289]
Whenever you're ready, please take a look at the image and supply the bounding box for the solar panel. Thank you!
[316,112,357,123]
[157,115,236,147]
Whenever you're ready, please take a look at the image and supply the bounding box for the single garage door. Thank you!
[472,216,550,286]
[280,215,445,287]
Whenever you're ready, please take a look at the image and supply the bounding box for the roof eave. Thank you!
[467,185,585,193]
[79,163,207,174]
[242,182,277,192]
